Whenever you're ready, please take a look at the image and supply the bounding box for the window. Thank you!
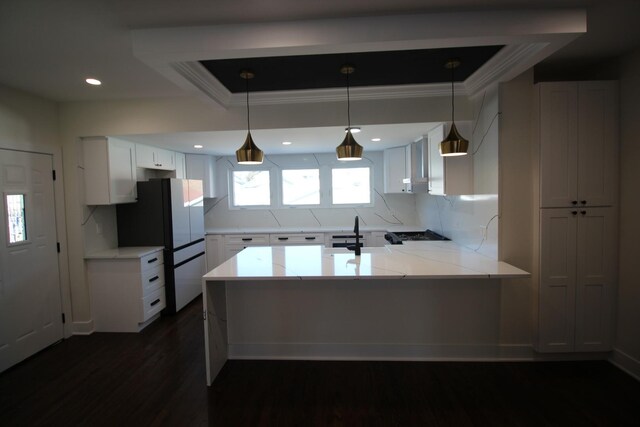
[231,170,271,207]
[282,169,320,206]
[331,167,371,205]
[6,194,27,244]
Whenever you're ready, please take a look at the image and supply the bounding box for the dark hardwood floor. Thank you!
[1,298,639,426]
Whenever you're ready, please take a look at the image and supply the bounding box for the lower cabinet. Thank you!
[224,234,270,263]
[269,233,324,246]
[205,235,224,272]
[536,207,616,352]
[88,249,166,332]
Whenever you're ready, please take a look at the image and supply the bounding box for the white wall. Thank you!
[613,48,640,377]
[416,84,500,259]
[205,151,420,230]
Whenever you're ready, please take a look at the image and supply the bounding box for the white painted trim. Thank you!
[229,343,537,361]
[609,348,640,381]
[72,320,95,336]
[133,10,586,107]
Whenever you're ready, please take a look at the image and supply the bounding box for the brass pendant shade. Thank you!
[439,122,469,156]
[236,70,264,164]
[336,65,363,161]
[336,130,364,161]
[235,131,264,164]
[440,59,469,157]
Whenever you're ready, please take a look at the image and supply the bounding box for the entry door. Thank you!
[0,149,63,373]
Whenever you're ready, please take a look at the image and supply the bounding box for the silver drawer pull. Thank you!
[150,298,161,307]
[147,257,158,264]
[149,276,159,283]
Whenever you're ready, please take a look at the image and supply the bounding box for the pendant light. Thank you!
[235,70,264,164]
[336,65,363,161]
[440,59,469,157]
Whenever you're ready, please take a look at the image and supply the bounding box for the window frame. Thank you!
[280,168,322,208]
[227,168,275,209]
[329,165,374,208]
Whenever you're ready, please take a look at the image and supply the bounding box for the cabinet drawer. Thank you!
[142,266,165,296]
[140,287,166,322]
[269,233,324,245]
[141,251,163,272]
[224,234,269,245]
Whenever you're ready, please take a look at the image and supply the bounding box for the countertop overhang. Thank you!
[203,241,529,281]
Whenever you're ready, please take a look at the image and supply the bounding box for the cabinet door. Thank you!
[577,81,618,207]
[205,235,224,271]
[186,154,217,198]
[155,148,175,171]
[538,208,577,352]
[175,152,186,179]
[135,144,156,169]
[427,125,445,195]
[574,207,616,352]
[107,139,137,204]
[383,146,408,193]
[539,83,579,207]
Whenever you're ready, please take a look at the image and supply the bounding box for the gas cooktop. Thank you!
[384,229,449,245]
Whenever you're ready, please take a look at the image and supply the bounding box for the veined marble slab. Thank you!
[203,242,529,281]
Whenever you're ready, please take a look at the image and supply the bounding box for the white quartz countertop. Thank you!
[84,246,164,260]
[205,226,423,235]
[203,241,529,281]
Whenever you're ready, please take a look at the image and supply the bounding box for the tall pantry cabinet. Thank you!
[533,81,618,353]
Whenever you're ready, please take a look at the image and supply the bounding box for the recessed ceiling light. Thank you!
[345,127,361,133]
[194,144,204,149]
[371,138,381,142]
[282,141,292,145]
[85,78,101,86]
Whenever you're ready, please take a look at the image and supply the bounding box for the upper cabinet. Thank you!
[383,145,411,193]
[186,154,217,198]
[537,81,618,208]
[174,152,186,179]
[83,137,137,205]
[426,124,473,196]
[135,143,176,171]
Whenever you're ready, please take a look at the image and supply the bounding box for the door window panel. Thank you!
[6,194,27,244]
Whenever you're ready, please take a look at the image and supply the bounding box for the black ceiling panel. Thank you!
[200,46,503,93]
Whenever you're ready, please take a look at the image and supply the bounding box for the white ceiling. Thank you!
[2,0,639,155]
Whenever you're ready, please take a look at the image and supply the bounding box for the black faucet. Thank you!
[347,215,361,256]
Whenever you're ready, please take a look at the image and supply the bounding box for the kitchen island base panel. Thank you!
[205,277,515,385]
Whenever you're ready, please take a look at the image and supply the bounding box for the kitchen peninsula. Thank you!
[203,242,529,385]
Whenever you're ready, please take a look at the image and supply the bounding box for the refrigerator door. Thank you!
[170,179,191,248]
[187,179,205,241]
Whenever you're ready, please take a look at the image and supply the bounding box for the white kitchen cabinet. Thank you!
[426,124,473,196]
[136,143,176,171]
[537,81,618,208]
[83,136,137,205]
[383,145,411,193]
[87,249,166,333]
[186,154,217,198]
[174,152,186,179]
[223,234,269,262]
[269,233,324,245]
[205,234,224,272]
[537,207,616,353]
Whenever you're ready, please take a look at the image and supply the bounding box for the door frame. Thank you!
[1,141,73,339]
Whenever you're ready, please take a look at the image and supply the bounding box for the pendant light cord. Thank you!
[245,75,251,132]
[346,70,351,129]
[450,64,455,123]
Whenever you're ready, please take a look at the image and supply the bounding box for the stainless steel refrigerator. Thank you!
[116,178,205,314]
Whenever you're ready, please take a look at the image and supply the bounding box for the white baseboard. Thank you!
[229,343,537,361]
[609,348,640,381]
[72,319,95,335]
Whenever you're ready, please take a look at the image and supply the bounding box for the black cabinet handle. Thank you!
[242,238,253,242]
[581,211,587,215]
[278,237,289,241]
[581,200,587,205]
[147,257,158,263]
[571,201,578,205]
[572,211,578,215]
[150,299,161,307]
[148,276,159,283]
[305,237,316,240]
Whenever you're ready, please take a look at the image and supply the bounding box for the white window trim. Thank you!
[329,165,374,208]
[227,167,276,210]
[279,168,322,209]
